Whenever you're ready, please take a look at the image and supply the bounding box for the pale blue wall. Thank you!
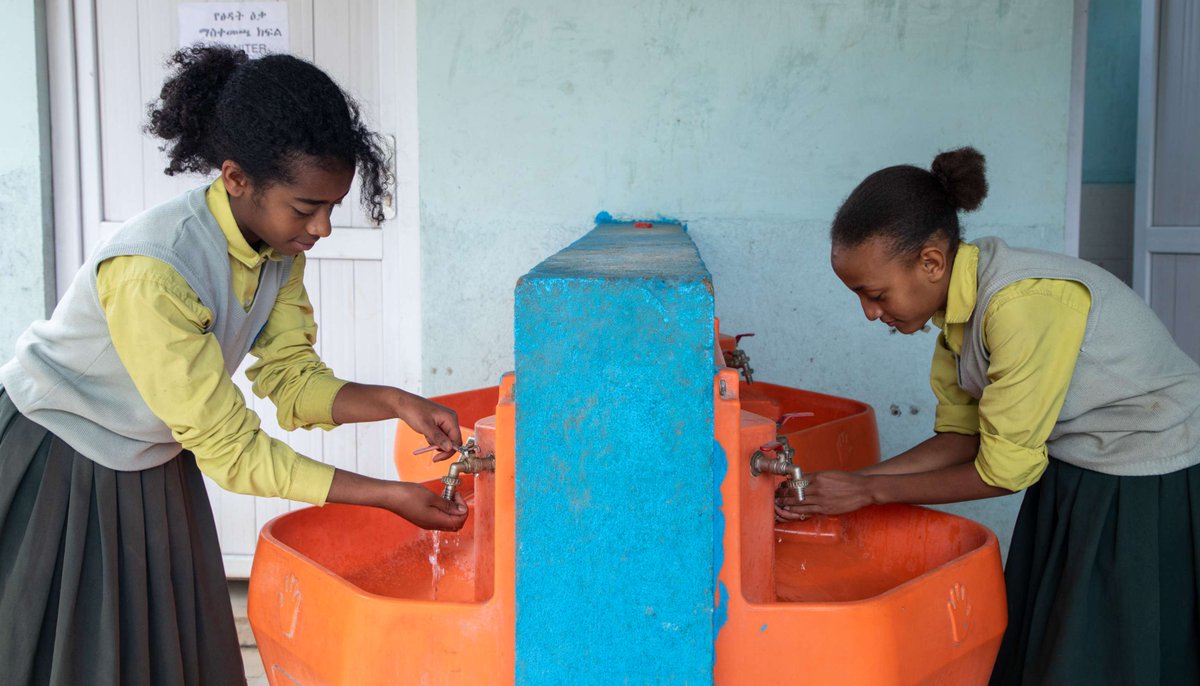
[1077,0,1141,285]
[1083,0,1141,185]
[418,1,1075,555]
[0,0,54,361]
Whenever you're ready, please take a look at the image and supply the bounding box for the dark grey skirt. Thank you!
[0,388,245,685]
[990,457,1200,685]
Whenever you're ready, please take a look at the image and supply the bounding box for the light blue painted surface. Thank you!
[418,0,1074,560]
[513,222,715,684]
[0,0,53,361]
[1082,0,1141,184]
[711,439,728,646]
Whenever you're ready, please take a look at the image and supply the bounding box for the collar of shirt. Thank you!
[931,242,979,353]
[206,178,282,268]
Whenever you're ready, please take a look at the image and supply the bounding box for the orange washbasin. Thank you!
[251,369,1003,684]
[249,381,515,685]
[394,386,502,482]
[714,369,1006,685]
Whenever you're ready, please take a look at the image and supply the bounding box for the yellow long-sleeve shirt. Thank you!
[95,179,343,504]
[931,242,1092,491]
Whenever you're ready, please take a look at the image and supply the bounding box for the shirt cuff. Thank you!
[974,431,1049,491]
[285,455,337,505]
[935,403,980,435]
[293,375,349,429]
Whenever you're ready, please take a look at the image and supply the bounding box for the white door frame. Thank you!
[46,0,103,295]
[1132,0,1157,298]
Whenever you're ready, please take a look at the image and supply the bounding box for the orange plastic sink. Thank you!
[248,382,514,686]
[249,371,1004,684]
[714,369,1006,685]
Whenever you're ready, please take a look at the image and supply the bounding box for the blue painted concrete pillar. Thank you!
[513,221,716,684]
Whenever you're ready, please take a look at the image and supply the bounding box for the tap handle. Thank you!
[777,412,815,428]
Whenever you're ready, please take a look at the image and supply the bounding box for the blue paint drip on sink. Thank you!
[713,439,728,643]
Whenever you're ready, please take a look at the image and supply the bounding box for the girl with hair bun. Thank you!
[776,147,1200,684]
[0,45,467,684]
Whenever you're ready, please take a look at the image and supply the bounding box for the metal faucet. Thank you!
[441,436,496,502]
[723,332,756,384]
[750,436,807,501]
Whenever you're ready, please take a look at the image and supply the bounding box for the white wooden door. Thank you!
[51,0,422,576]
[1133,0,1200,363]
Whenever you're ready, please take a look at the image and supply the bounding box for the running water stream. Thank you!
[428,531,445,598]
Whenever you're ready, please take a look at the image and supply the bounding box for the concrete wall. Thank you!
[0,0,1082,558]
[1079,0,1141,284]
[417,0,1076,556]
[0,0,54,361]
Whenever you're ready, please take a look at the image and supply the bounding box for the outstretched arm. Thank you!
[776,461,1011,519]
[855,431,979,476]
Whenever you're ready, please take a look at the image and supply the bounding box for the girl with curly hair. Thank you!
[0,46,466,684]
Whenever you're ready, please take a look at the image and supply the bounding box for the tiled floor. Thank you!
[230,580,270,686]
[243,646,268,686]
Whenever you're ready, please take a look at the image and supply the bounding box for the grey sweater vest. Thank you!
[0,186,293,471]
[957,237,1200,476]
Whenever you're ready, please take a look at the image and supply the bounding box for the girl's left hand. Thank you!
[398,393,463,462]
[775,470,876,520]
[387,482,469,531]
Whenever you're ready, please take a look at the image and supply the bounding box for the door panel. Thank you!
[1151,0,1200,227]
[1150,254,1200,362]
[1134,0,1200,364]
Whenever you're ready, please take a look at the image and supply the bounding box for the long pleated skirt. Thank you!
[990,457,1200,685]
[0,388,245,685]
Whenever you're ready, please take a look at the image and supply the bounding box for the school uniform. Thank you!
[0,180,345,685]
[930,238,1200,685]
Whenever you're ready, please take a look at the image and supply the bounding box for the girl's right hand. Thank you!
[775,470,876,519]
[397,393,463,462]
[388,482,469,531]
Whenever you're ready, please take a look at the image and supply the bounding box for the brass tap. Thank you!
[750,436,808,501]
[441,436,496,502]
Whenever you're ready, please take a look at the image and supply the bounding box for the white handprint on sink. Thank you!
[947,582,972,645]
[280,573,302,640]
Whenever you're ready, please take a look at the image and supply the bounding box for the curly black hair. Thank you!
[146,45,392,223]
[831,147,988,262]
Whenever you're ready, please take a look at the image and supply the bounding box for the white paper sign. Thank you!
[178,2,289,57]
